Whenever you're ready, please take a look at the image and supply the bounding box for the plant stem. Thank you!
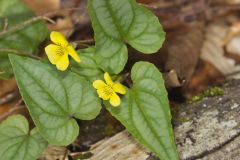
[0,48,41,60]
[0,16,55,38]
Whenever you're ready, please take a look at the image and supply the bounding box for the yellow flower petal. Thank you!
[104,72,113,86]
[109,93,121,107]
[56,53,69,71]
[45,44,62,64]
[50,31,68,47]
[93,80,107,89]
[113,83,126,94]
[67,45,81,62]
[97,89,111,100]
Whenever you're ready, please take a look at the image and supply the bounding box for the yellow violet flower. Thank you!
[93,72,126,107]
[45,31,80,71]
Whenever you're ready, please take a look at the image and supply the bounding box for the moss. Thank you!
[74,152,93,160]
[178,117,190,123]
[204,86,224,96]
[170,102,183,117]
[188,86,224,103]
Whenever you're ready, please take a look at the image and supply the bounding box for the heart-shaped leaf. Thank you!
[106,62,179,160]
[0,0,48,79]
[87,0,165,74]
[9,55,101,145]
[0,115,48,160]
[70,47,104,82]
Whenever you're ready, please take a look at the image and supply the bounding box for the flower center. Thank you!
[103,85,114,96]
[56,46,68,56]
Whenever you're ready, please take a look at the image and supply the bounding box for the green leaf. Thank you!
[87,0,165,74]
[70,47,104,82]
[0,115,48,160]
[0,0,49,79]
[9,55,101,145]
[106,62,179,160]
[127,5,165,53]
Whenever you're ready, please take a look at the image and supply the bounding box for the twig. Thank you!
[0,100,25,121]
[14,99,23,107]
[73,38,95,44]
[73,39,95,48]
[139,1,176,9]
[0,7,86,38]
[0,91,18,106]
[3,18,8,31]
[75,43,91,47]
[0,48,30,55]
[69,151,93,159]
[0,105,25,121]
[0,16,55,38]
[0,6,91,43]
[62,148,68,160]
[0,48,41,60]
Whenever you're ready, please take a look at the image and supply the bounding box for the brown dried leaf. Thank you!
[184,61,225,97]
[223,22,240,63]
[201,20,240,79]
[0,79,16,98]
[163,22,205,87]
[23,0,60,15]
